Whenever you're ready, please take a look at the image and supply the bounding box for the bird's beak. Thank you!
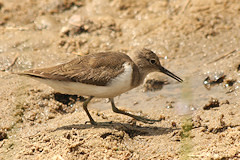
[159,66,183,83]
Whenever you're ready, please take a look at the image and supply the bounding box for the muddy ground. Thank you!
[0,0,240,159]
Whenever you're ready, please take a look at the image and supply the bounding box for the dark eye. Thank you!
[150,59,156,64]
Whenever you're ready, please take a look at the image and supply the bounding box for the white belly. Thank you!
[29,63,133,98]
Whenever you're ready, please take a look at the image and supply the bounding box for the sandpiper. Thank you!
[18,48,183,125]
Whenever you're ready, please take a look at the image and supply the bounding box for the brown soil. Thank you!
[0,0,240,159]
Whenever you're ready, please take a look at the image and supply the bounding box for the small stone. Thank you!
[159,115,165,121]
[0,131,7,141]
[25,111,37,121]
[60,26,70,36]
[170,130,181,141]
[43,137,50,142]
[63,132,72,139]
[171,121,177,128]
[203,72,226,90]
[203,98,219,110]
[166,104,174,109]
[224,79,236,87]
[221,100,230,105]
[59,40,66,47]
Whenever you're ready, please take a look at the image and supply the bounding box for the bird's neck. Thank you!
[131,63,150,88]
[138,66,150,84]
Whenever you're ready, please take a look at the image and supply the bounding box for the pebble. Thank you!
[0,131,7,141]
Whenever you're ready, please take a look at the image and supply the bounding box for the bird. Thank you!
[18,48,183,125]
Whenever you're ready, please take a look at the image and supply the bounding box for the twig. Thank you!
[0,27,29,31]
[0,141,5,148]
[207,49,238,64]
[0,53,19,71]
[181,0,191,13]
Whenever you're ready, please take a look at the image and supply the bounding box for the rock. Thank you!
[203,71,225,90]
[0,131,7,141]
[203,98,220,110]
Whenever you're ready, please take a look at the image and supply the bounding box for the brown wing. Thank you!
[19,52,133,86]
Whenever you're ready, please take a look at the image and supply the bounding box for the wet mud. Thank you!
[0,0,240,159]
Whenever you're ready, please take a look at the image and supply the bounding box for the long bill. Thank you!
[160,66,183,83]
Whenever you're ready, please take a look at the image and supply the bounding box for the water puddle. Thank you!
[91,73,231,115]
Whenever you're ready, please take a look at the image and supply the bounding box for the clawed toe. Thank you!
[133,116,163,124]
[84,120,97,125]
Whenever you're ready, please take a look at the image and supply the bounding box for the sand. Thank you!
[0,0,240,159]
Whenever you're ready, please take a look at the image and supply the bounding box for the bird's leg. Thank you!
[109,98,161,124]
[83,96,96,125]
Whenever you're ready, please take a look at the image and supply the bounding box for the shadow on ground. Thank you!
[54,122,179,138]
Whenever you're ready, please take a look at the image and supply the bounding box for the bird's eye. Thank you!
[150,59,156,64]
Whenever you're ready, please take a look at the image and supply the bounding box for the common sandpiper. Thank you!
[18,48,183,125]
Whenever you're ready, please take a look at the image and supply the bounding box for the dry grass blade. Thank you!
[207,49,238,64]
[0,53,19,71]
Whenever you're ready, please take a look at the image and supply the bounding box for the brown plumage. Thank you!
[19,52,136,86]
[17,48,183,125]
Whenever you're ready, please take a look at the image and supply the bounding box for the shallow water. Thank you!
[0,0,240,159]
[91,72,230,116]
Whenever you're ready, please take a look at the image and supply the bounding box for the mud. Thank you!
[0,0,240,159]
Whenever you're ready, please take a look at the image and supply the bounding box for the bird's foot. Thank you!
[84,120,97,125]
[131,115,162,124]
[84,120,114,126]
